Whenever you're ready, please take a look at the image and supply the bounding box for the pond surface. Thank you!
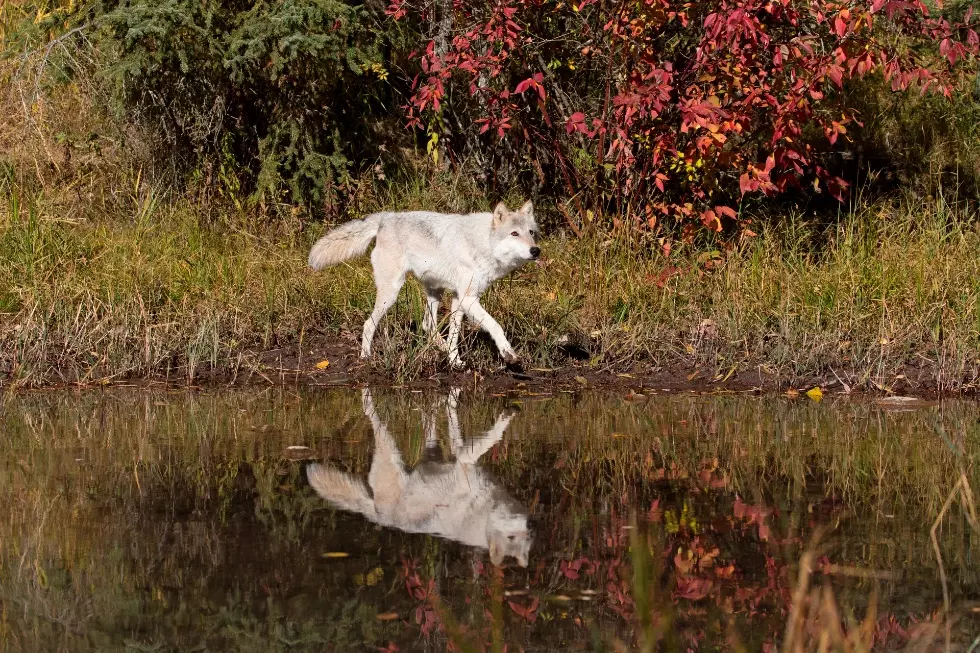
[2,387,979,652]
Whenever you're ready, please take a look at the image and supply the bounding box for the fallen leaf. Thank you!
[785,388,800,398]
[315,360,331,370]
[376,612,399,621]
[283,445,315,460]
[574,375,588,385]
[322,552,349,558]
[806,386,823,401]
[610,432,629,438]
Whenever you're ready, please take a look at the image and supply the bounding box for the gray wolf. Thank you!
[306,389,532,567]
[308,201,540,368]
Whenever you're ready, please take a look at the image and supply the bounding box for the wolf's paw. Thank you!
[500,348,520,365]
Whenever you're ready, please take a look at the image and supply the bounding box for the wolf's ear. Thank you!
[518,200,533,216]
[492,202,508,229]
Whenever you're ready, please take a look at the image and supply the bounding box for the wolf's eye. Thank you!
[510,231,519,237]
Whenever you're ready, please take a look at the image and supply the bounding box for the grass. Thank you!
[1,174,979,390]
[1,34,979,391]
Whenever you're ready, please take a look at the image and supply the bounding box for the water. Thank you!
[2,388,979,652]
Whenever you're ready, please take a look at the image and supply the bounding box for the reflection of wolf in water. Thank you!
[307,389,531,567]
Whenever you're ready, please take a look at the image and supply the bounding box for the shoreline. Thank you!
[2,334,966,402]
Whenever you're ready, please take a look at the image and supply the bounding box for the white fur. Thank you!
[308,201,540,367]
[307,389,532,567]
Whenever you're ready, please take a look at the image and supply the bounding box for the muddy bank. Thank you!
[4,331,965,401]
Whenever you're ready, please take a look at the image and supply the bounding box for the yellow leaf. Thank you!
[805,387,823,401]
[785,388,800,398]
[315,360,330,370]
[322,552,349,558]
[574,375,588,385]
[376,612,399,621]
[610,432,628,438]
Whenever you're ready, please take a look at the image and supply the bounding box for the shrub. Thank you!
[390,0,980,234]
[4,0,407,212]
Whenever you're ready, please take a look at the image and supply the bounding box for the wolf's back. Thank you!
[308,213,384,270]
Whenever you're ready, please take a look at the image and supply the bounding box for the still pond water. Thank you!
[2,388,979,652]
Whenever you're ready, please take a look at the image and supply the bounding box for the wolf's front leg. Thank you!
[458,296,518,363]
[454,409,515,465]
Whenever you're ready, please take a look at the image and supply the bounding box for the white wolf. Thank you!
[306,389,532,567]
[307,201,540,368]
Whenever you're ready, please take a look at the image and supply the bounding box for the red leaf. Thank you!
[674,576,714,601]
[834,15,847,37]
[715,205,737,220]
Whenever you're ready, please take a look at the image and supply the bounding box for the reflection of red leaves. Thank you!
[507,596,540,622]
[877,614,910,647]
[648,498,662,522]
[734,496,774,541]
[417,606,438,636]
[560,559,581,579]
[674,548,695,574]
[560,557,596,579]
[673,576,714,601]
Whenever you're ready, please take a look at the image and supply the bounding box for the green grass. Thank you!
[1,175,979,389]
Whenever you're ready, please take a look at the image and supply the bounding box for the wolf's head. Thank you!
[490,201,540,268]
[487,507,532,568]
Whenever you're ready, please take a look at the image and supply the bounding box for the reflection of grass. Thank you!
[2,390,979,651]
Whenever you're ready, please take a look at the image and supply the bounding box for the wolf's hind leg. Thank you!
[446,297,465,369]
[422,290,449,352]
[361,250,405,359]
[363,390,408,511]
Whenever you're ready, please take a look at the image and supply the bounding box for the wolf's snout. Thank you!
[529,246,541,258]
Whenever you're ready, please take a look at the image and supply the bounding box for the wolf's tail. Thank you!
[308,213,384,270]
[306,463,377,517]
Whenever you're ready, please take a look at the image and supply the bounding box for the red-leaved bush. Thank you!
[387,0,979,234]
